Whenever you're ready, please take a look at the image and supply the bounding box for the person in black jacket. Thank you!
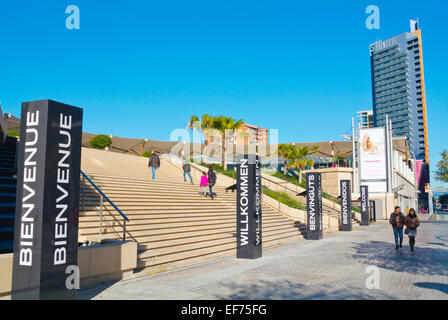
[182,159,193,184]
[207,166,217,200]
[389,206,405,250]
[148,150,160,180]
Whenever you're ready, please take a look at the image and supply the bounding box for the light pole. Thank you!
[141,138,148,155]
[351,117,358,194]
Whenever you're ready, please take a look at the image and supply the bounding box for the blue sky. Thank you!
[0,0,447,186]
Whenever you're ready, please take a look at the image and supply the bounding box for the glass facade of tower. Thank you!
[370,29,428,163]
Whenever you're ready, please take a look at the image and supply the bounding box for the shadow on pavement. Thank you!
[414,282,448,295]
[426,242,448,248]
[350,240,448,277]
[76,280,120,300]
[208,278,395,300]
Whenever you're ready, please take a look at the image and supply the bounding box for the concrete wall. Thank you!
[78,240,137,287]
[302,167,353,197]
[0,254,13,297]
[0,240,137,297]
[368,192,396,220]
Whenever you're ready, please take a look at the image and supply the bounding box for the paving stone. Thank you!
[77,219,448,300]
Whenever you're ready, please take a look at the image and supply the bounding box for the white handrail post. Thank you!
[99,194,103,243]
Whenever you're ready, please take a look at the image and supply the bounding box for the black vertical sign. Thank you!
[360,185,369,226]
[306,172,323,240]
[11,100,83,300]
[236,154,262,259]
[340,180,352,231]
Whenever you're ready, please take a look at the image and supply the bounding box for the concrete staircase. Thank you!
[79,148,307,275]
[0,137,18,254]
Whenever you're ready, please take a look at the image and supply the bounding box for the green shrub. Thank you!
[7,130,19,136]
[89,135,112,149]
[142,152,151,158]
[263,187,307,211]
[271,172,361,213]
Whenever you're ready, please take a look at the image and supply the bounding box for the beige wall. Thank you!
[367,193,395,220]
[78,240,137,287]
[303,167,353,197]
[0,240,137,297]
[0,254,13,297]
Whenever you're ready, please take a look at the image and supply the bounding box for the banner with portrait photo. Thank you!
[359,127,388,193]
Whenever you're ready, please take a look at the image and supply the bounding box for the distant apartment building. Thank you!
[357,110,374,128]
[369,20,429,165]
[235,123,269,144]
[208,123,269,145]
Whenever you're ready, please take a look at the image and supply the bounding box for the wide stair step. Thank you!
[0,142,17,253]
[79,167,306,276]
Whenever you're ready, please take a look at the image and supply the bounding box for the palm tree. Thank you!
[291,145,319,183]
[187,114,214,162]
[211,116,244,170]
[187,114,214,143]
[276,144,296,176]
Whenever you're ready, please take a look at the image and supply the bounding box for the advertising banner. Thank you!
[236,154,262,259]
[306,172,323,240]
[340,180,352,231]
[359,127,388,193]
[11,100,83,300]
[360,185,369,226]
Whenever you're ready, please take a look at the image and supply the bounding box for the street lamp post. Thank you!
[141,138,148,155]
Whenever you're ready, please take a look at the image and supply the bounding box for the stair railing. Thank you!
[80,170,129,242]
[262,185,306,212]
[261,175,340,217]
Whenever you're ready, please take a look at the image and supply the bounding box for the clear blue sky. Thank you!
[0,0,447,186]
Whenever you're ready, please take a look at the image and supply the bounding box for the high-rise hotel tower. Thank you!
[369,20,429,165]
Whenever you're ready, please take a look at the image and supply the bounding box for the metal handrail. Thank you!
[262,185,305,211]
[80,170,129,221]
[261,174,340,213]
[263,185,337,230]
[261,175,302,194]
[80,170,129,242]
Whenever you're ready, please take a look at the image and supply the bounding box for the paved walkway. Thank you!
[78,219,448,300]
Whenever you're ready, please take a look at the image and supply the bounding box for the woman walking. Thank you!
[199,171,209,198]
[404,208,421,252]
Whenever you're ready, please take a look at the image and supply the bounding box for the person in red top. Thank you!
[199,172,209,198]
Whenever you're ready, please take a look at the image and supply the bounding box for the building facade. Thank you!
[234,123,269,144]
[357,110,374,128]
[369,21,429,164]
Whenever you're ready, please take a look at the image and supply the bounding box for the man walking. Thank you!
[207,166,217,200]
[182,159,193,184]
[148,150,160,180]
[389,206,405,250]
